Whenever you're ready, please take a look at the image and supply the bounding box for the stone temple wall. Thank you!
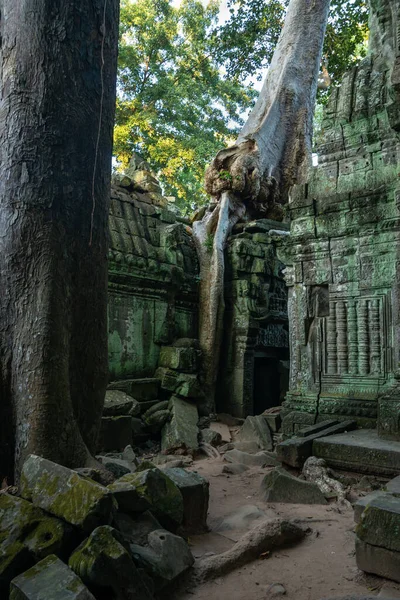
[282,0,400,438]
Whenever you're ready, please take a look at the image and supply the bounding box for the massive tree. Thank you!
[0,1,119,481]
[193,0,331,411]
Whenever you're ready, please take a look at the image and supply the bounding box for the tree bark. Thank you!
[195,0,331,411]
[0,0,119,481]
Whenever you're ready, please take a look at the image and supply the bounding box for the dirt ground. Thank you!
[172,455,400,600]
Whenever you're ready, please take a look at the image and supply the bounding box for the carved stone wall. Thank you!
[282,0,400,438]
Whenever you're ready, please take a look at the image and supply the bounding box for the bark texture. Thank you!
[0,0,119,481]
[195,0,331,410]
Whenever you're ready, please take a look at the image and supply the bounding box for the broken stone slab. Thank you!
[262,410,282,433]
[103,389,140,417]
[356,536,400,583]
[163,468,209,534]
[20,455,116,532]
[222,463,250,475]
[152,454,193,467]
[96,456,134,478]
[108,468,183,530]
[224,449,280,467]
[69,526,154,599]
[354,490,390,524]
[356,494,400,552]
[195,518,306,581]
[210,422,231,443]
[9,554,95,600]
[260,467,328,504]
[237,415,273,451]
[131,529,194,589]
[114,511,162,546]
[0,494,77,593]
[277,420,357,468]
[155,367,203,398]
[99,416,133,452]
[158,346,201,373]
[297,420,339,438]
[74,467,114,487]
[161,396,199,454]
[108,378,159,401]
[387,475,400,494]
[200,428,222,447]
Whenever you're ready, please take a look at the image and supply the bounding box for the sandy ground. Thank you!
[170,455,400,600]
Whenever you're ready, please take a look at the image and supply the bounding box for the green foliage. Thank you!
[115,0,369,210]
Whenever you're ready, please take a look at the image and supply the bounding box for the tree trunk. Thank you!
[0,0,119,481]
[195,0,331,411]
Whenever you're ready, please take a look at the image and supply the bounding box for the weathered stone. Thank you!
[96,456,134,478]
[297,420,339,438]
[130,529,194,589]
[20,455,116,532]
[354,490,390,524]
[163,468,209,534]
[108,379,159,401]
[108,468,183,529]
[0,494,76,593]
[260,467,328,504]
[356,537,400,583]
[155,367,203,398]
[104,389,140,416]
[73,468,114,487]
[387,475,400,494]
[237,416,273,450]
[143,409,171,432]
[161,396,199,453]
[132,170,162,194]
[69,526,153,599]
[356,494,400,552]
[262,411,282,433]
[200,428,222,447]
[222,463,250,475]
[210,421,231,443]
[10,555,95,600]
[159,346,201,373]
[122,444,139,464]
[99,416,133,452]
[113,511,162,546]
[277,420,357,468]
[224,449,280,468]
[142,400,169,419]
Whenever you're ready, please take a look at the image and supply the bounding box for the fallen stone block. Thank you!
[130,529,194,589]
[108,468,183,530]
[260,467,327,504]
[99,415,133,451]
[161,396,199,453]
[10,554,95,600]
[114,511,162,546]
[69,526,153,599]
[237,416,273,450]
[262,410,282,433]
[96,456,134,478]
[20,455,116,532]
[297,420,339,438]
[356,494,400,552]
[277,420,357,468]
[108,378,159,401]
[155,368,203,398]
[224,449,280,468]
[222,463,250,475]
[159,346,201,373]
[200,428,222,447]
[387,475,400,494]
[195,518,306,580]
[356,536,400,583]
[163,468,209,534]
[210,422,231,443]
[353,490,390,524]
[0,494,76,593]
[104,390,140,416]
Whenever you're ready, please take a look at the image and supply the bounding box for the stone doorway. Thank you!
[253,353,289,415]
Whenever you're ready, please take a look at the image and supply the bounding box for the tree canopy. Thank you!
[114,0,369,211]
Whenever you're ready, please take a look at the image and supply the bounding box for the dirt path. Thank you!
[174,456,392,600]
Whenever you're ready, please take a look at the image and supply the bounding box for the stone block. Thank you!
[200,428,222,447]
[99,416,132,451]
[69,526,153,599]
[277,420,357,468]
[237,416,273,451]
[108,378,159,401]
[108,468,183,530]
[159,346,201,373]
[130,529,194,589]
[163,468,209,534]
[353,490,390,524]
[297,420,339,438]
[103,390,140,416]
[155,367,202,398]
[113,511,162,546]
[20,455,116,532]
[0,494,77,593]
[96,456,134,478]
[356,537,400,583]
[356,494,400,552]
[387,476,400,494]
[161,396,199,453]
[224,449,280,468]
[262,411,282,433]
[260,467,328,504]
[10,554,95,600]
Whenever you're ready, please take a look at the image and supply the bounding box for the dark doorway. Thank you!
[253,355,289,414]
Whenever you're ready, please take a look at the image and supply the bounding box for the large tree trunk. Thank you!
[0,0,119,481]
[194,0,331,411]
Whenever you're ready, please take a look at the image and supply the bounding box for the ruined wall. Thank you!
[108,182,199,380]
[283,0,400,437]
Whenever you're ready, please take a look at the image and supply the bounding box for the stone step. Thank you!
[313,429,400,476]
[108,378,160,401]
